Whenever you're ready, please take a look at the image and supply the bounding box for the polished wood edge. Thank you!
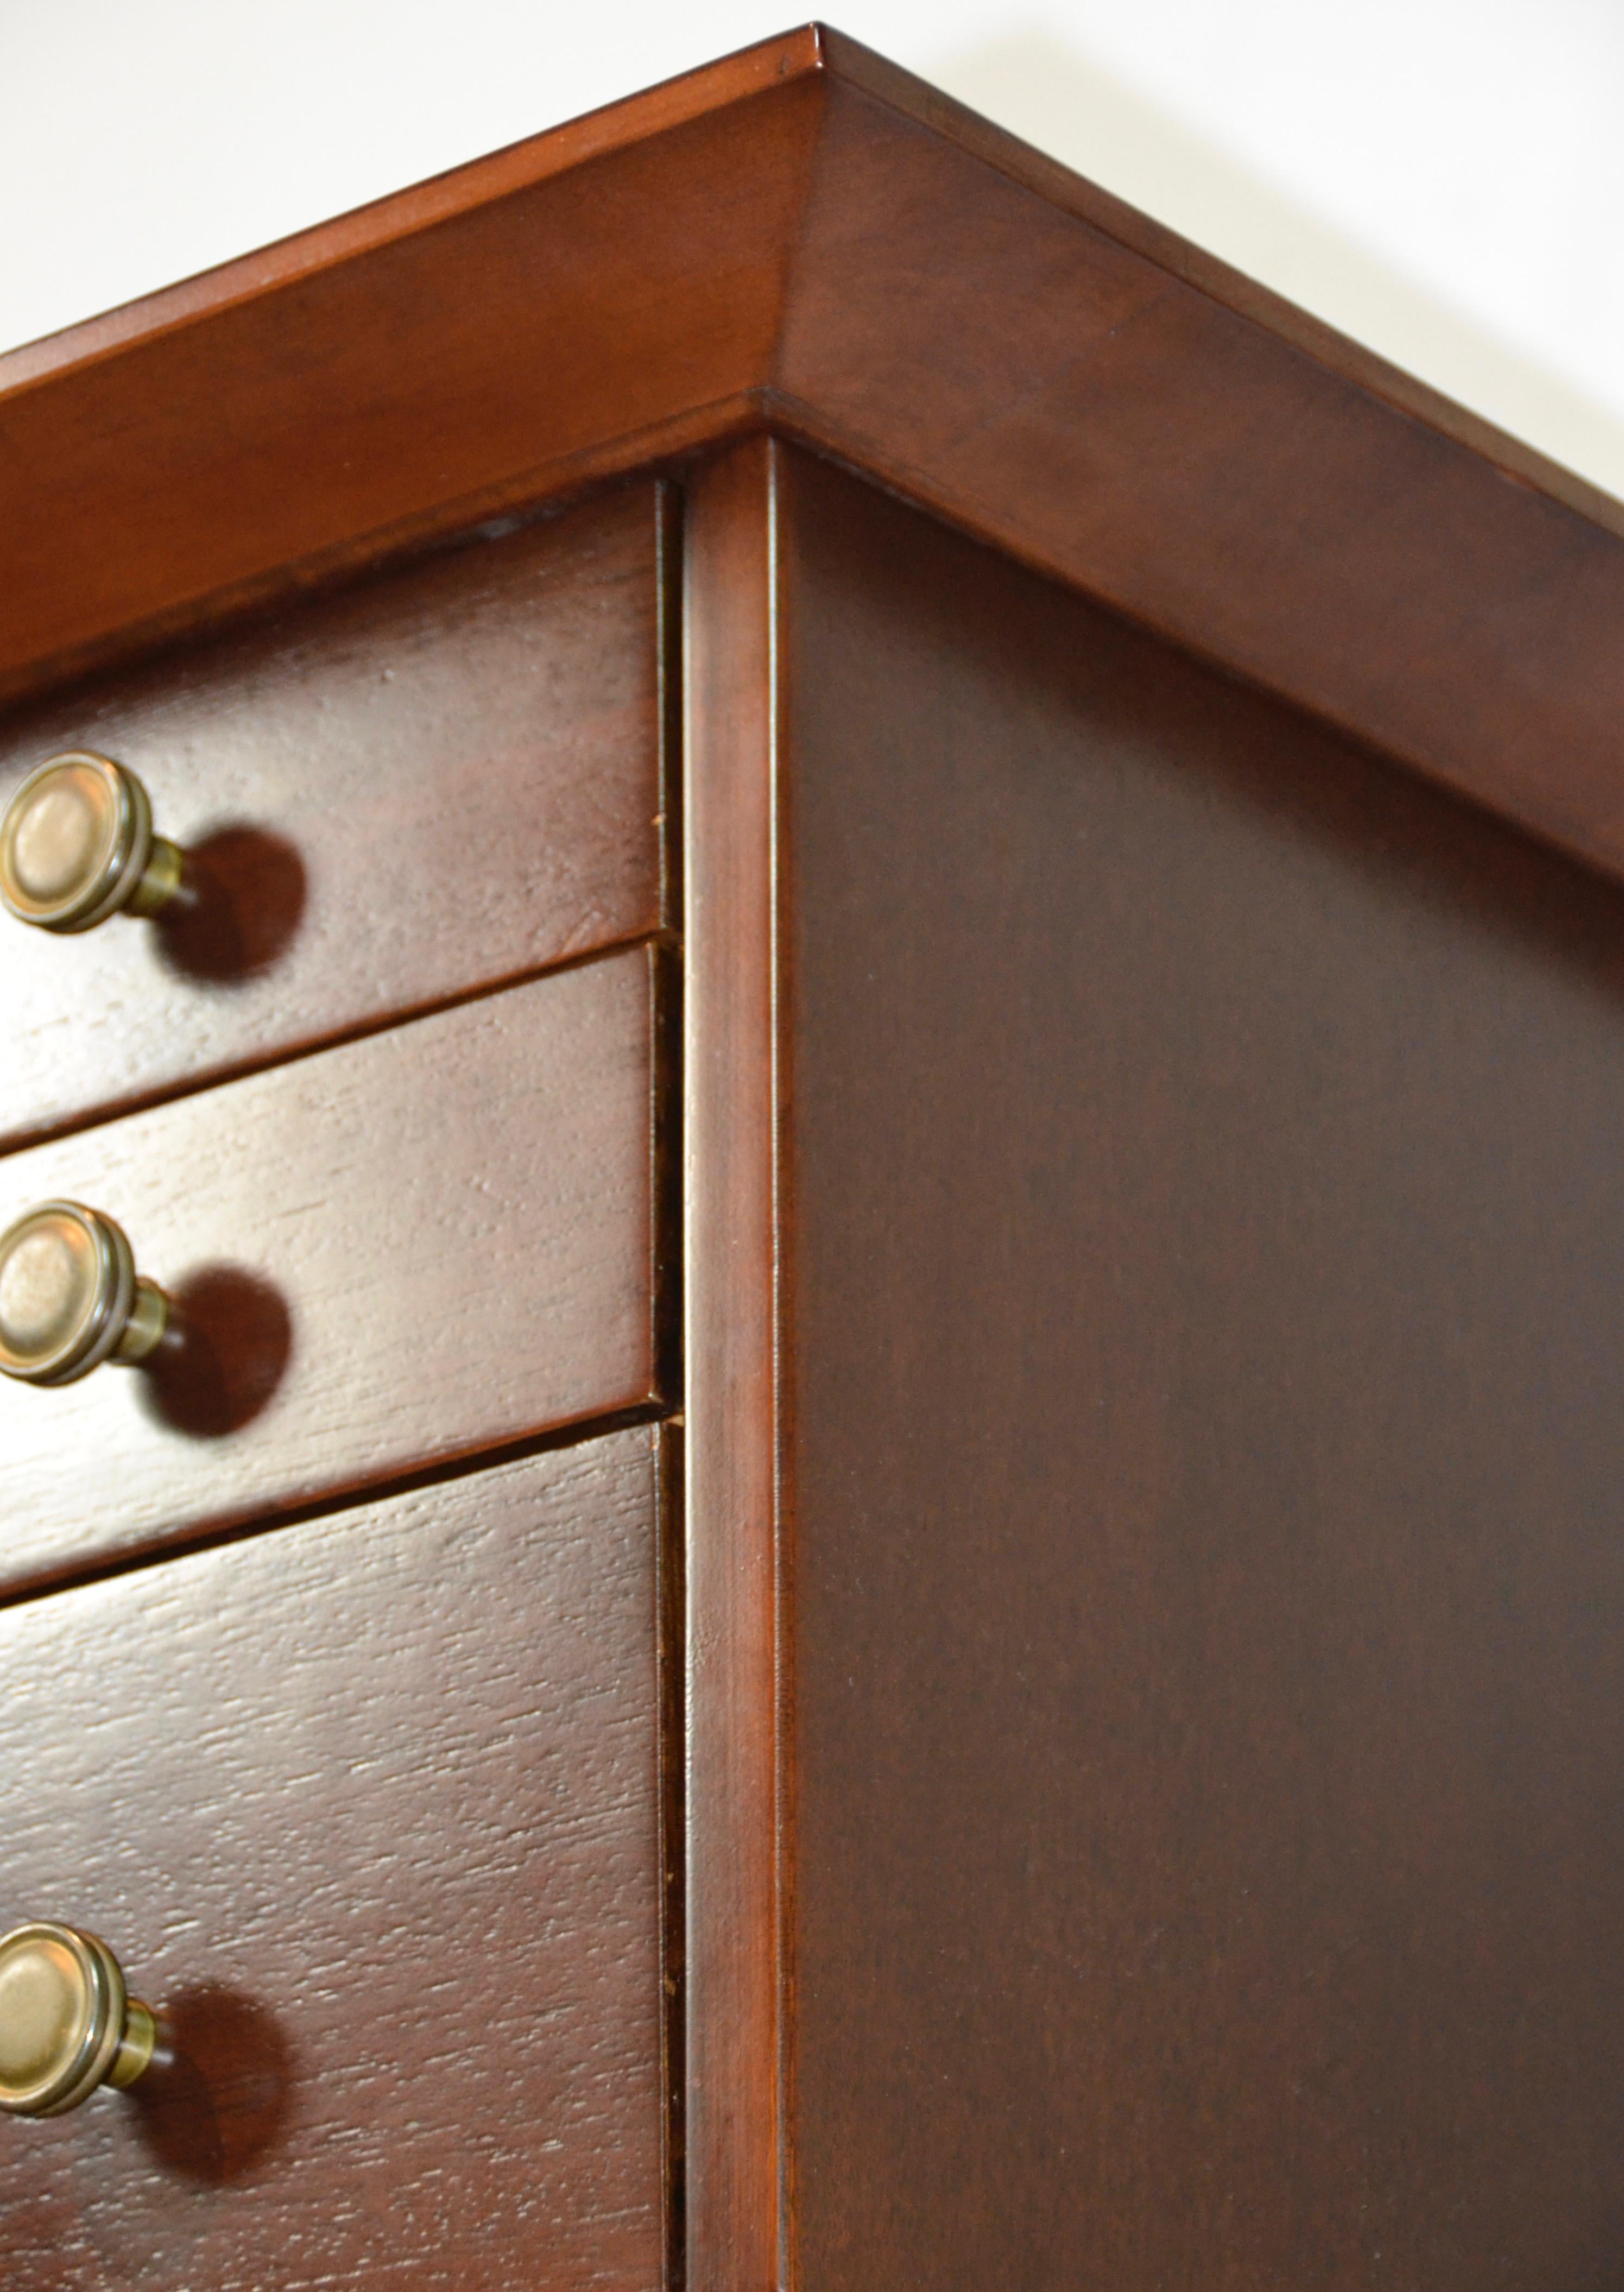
[811,27,1624,539]
[7,27,1624,899]
[8,16,1605,548]
[655,479,688,1420]
[683,436,792,2289]
[649,939,684,1422]
[656,479,686,940]
[656,1417,689,2289]
[0,28,827,396]
[749,391,1624,895]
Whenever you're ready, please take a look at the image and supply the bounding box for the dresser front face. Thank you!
[0,477,680,2288]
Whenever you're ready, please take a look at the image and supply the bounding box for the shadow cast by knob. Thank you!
[140,1267,294,1438]
[155,826,306,985]
[129,1987,294,2186]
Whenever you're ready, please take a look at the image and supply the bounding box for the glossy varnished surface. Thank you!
[5,36,1624,901]
[0,1428,668,2291]
[0,948,662,1593]
[681,439,788,2292]
[778,452,1624,2285]
[0,485,666,1150]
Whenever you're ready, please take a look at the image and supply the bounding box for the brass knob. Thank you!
[0,753,183,933]
[0,1202,169,1386]
[0,1923,159,2117]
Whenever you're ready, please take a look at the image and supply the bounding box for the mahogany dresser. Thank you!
[3,26,1624,2291]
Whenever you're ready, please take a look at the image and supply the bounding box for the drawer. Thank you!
[0,1427,671,2291]
[0,946,664,1593]
[0,483,668,1151]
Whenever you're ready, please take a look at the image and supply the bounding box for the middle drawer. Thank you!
[0,945,665,1595]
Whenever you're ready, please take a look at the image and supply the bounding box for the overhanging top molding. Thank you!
[4,23,1623,885]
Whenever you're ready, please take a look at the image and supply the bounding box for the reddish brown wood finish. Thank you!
[0,49,826,702]
[0,949,663,1594]
[681,437,788,2292]
[774,447,1624,2288]
[0,484,667,1150]
[0,1428,669,2292]
[3,33,1624,897]
[5,26,1624,2287]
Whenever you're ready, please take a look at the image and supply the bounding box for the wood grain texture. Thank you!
[0,949,662,1594]
[0,1427,668,2292]
[0,56,826,702]
[681,438,787,2292]
[4,34,1624,901]
[777,449,1624,2287]
[773,75,1624,892]
[0,483,666,1151]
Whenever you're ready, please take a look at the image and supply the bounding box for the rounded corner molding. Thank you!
[0,754,184,935]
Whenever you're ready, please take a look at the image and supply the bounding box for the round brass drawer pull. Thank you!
[0,1923,159,2117]
[0,753,183,934]
[0,1203,169,1386]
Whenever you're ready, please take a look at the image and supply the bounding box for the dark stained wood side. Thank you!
[777,447,1624,2288]
[681,437,789,2292]
[0,948,662,1595]
[4,33,1624,902]
[0,1428,669,2292]
[775,73,1624,892]
[0,483,666,1151]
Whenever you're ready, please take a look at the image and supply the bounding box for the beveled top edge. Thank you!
[3,25,1623,906]
[3,21,1616,548]
[0,25,829,400]
[813,30,1624,544]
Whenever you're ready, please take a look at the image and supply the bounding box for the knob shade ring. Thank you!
[0,753,156,934]
[0,1923,128,2118]
[0,1201,138,1386]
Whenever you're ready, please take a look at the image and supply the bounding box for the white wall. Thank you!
[3,1,1621,498]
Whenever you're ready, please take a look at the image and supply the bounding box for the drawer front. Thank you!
[0,484,667,1150]
[0,1428,669,2291]
[0,947,662,1592]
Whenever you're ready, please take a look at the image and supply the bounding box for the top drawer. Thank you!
[0,483,668,1150]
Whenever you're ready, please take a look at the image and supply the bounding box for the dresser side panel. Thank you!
[779,445,1624,2290]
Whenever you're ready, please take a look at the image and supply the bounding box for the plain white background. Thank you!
[4,0,1621,498]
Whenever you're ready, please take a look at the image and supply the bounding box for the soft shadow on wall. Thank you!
[935,33,1624,503]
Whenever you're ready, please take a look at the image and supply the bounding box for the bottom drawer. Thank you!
[0,1425,671,2291]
